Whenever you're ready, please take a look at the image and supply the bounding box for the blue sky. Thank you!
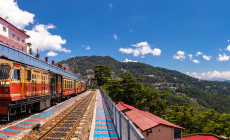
[2,0,230,80]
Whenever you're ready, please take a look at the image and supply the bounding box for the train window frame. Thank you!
[0,64,11,80]
[27,70,31,80]
[12,68,21,81]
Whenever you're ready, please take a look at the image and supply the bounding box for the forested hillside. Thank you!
[58,56,230,114]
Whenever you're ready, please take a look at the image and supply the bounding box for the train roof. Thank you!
[0,43,80,80]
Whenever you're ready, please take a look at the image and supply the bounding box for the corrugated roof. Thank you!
[116,103,128,111]
[116,102,183,131]
[183,135,219,140]
[125,109,159,131]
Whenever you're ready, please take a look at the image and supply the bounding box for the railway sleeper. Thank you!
[56,128,71,131]
[64,120,77,123]
[45,137,63,140]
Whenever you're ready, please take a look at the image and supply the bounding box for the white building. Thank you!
[0,17,30,53]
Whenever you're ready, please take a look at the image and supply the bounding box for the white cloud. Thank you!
[226,45,230,52]
[192,59,200,64]
[26,24,70,53]
[119,48,134,54]
[152,48,161,56]
[46,51,58,57]
[188,54,193,60]
[113,34,118,40]
[109,4,113,9]
[119,41,161,57]
[203,55,211,61]
[228,40,229,42]
[217,53,230,61]
[82,45,91,50]
[131,42,148,47]
[187,71,230,81]
[123,58,138,63]
[195,51,203,56]
[0,0,35,29]
[173,51,186,60]
[186,72,201,79]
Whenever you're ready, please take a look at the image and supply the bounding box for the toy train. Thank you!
[0,57,87,121]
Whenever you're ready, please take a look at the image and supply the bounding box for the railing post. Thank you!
[114,108,117,128]
[128,120,131,140]
[119,111,123,140]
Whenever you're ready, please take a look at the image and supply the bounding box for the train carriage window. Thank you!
[27,70,31,80]
[0,65,10,80]
[12,68,20,80]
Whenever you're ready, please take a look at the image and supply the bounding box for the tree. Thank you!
[29,48,33,55]
[93,65,112,87]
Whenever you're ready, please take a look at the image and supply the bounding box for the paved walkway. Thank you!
[93,92,119,140]
[0,91,90,140]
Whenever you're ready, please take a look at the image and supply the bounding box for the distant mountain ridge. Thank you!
[58,56,230,114]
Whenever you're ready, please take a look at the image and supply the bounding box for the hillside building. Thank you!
[0,17,30,53]
[116,102,184,140]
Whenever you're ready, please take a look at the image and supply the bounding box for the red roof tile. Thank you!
[183,135,219,140]
[125,109,159,131]
[119,102,136,110]
[116,102,183,131]
[116,103,128,111]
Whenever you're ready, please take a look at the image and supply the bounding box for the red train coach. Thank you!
[0,58,87,121]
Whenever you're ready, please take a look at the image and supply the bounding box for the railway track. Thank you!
[36,92,95,140]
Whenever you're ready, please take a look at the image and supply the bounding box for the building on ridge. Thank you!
[0,17,30,53]
[116,102,184,140]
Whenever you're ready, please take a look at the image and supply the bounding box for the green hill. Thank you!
[58,56,230,113]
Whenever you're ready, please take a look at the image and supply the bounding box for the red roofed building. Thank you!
[183,133,228,140]
[116,102,184,140]
[0,17,30,53]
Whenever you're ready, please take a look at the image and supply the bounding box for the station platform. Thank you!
[92,91,119,140]
[0,91,90,140]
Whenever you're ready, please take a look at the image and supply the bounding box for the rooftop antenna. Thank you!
[37,48,38,54]
[5,16,9,20]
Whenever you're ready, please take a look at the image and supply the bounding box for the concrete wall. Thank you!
[141,125,181,140]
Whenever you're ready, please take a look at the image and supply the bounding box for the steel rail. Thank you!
[36,92,94,140]
[64,92,95,140]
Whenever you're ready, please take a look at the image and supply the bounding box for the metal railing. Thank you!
[0,43,80,80]
[100,89,145,140]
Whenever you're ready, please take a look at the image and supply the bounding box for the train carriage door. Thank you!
[26,69,31,97]
[12,64,21,99]
[20,66,25,98]
[31,71,36,96]
[74,80,76,93]
[50,73,56,94]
